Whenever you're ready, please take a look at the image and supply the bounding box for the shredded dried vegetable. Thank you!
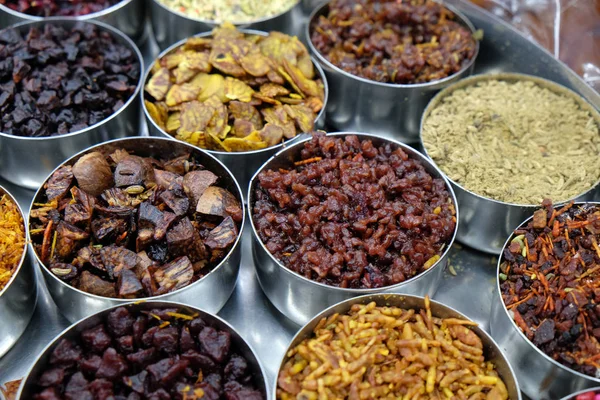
[277,298,509,399]
[0,194,25,291]
[156,0,298,23]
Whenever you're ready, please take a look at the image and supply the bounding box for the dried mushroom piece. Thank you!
[144,24,325,152]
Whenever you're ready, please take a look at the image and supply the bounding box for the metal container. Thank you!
[490,202,600,400]
[248,132,459,325]
[150,0,305,50]
[0,19,144,190]
[420,73,600,255]
[27,137,245,323]
[143,29,328,201]
[274,293,522,399]
[0,185,37,358]
[0,0,145,40]
[306,2,479,144]
[561,388,600,400]
[17,301,269,399]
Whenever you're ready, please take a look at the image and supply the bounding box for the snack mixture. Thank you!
[32,305,264,399]
[0,0,120,16]
[0,193,25,291]
[253,133,456,289]
[29,149,242,299]
[500,201,600,378]
[144,24,325,152]
[422,78,600,204]
[310,0,477,84]
[277,299,509,399]
[156,0,298,23]
[0,23,140,137]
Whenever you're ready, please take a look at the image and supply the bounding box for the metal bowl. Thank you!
[150,0,304,50]
[0,185,37,358]
[420,73,600,254]
[274,293,522,399]
[306,2,479,144]
[561,388,600,400]
[248,132,459,325]
[27,137,245,323]
[0,18,144,190]
[143,28,329,201]
[17,301,269,399]
[490,202,600,399]
[0,0,145,40]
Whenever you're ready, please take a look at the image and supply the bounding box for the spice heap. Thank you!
[422,78,600,204]
[32,305,264,399]
[277,298,509,399]
[253,133,456,289]
[0,0,120,16]
[0,194,25,291]
[29,148,242,299]
[500,200,600,378]
[0,23,140,138]
[156,0,298,23]
[310,0,477,84]
[144,24,325,152]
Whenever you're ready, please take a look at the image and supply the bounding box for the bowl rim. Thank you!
[272,293,522,399]
[247,131,460,294]
[495,201,600,383]
[0,0,136,21]
[141,27,329,157]
[0,185,29,297]
[419,72,600,208]
[305,1,480,89]
[16,300,270,399]
[559,387,600,400]
[0,17,144,142]
[26,136,246,303]
[149,0,300,26]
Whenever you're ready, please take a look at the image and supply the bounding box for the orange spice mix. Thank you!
[0,194,25,291]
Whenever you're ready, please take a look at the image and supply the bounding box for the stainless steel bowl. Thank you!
[274,293,522,399]
[0,0,145,40]
[17,301,269,399]
[0,18,144,190]
[490,202,600,399]
[150,0,304,50]
[561,388,600,400]
[248,132,459,325]
[420,73,600,254]
[27,137,245,323]
[0,185,37,358]
[143,29,328,201]
[306,2,479,144]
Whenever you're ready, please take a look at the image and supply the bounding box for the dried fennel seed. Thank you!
[422,79,600,205]
[157,0,298,23]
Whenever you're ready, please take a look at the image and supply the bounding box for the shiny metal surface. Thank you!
[0,186,37,358]
[305,2,479,144]
[275,294,522,400]
[27,137,245,323]
[490,203,600,400]
[150,0,304,50]
[0,0,145,40]
[0,18,144,190]
[561,388,600,400]
[17,301,270,399]
[420,73,600,255]
[248,132,459,326]
[143,29,329,201]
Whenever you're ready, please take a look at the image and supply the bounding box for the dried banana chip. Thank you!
[224,78,254,102]
[145,67,171,101]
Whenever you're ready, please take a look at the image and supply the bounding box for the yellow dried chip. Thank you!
[283,59,320,98]
[183,37,212,51]
[206,132,230,151]
[262,106,296,139]
[195,74,227,102]
[258,123,284,146]
[204,96,229,139]
[166,83,201,106]
[233,119,255,138]
[145,67,171,101]
[182,50,211,72]
[228,101,263,128]
[178,100,215,136]
[166,112,181,133]
[252,92,281,106]
[260,83,290,98]
[212,22,244,40]
[173,65,197,84]
[297,53,315,79]
[145,100,166,130]
[223,131,268,151]
[162,52,184,69]
[209,39,248,77]
[240,52,271,77]
[175,130,206,148]
[284,104,314,133]
[224,77,254,102]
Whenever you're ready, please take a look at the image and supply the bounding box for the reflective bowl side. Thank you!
[0,0,145,40]
[306,2,479,144]
[248,132,459,326]
[273,294,522,400]
[0,18,144,190]
[490,202,600,399]
[143,28,329,201]
[18,301,269,399]
[27,137,245,323]
[0,185,37,358]
[420,73,600,254]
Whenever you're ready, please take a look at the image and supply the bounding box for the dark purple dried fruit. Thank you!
[0,0,120,17]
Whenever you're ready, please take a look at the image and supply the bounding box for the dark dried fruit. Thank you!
[0,0,120,16]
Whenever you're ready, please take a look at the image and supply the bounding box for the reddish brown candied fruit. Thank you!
[0,0,120,16]
[32,306,265,399]
[310,0,477,84]
[252,133,456,289]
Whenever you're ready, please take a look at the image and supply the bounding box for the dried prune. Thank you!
[0,0,120,16]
